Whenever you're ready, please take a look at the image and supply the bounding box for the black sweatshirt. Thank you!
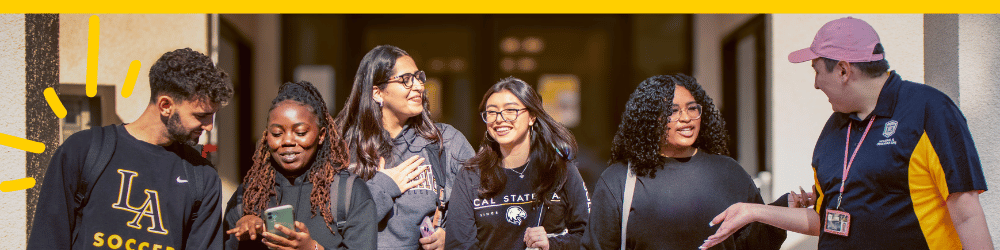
[28,124,223,250]
[446,162,589,250]
[582,153,786,250]
[223,169,376,250]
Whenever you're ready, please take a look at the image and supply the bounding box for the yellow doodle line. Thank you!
[0,178,36,192]
[0,133,45,154]
[0,15,109,192]
[44,87,66,118]
[86,15,100,97]
[122,60,141,98]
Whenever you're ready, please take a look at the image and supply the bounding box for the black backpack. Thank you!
[70,125,206,243]
[329,170,357,236]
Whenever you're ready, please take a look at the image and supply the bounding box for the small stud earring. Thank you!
[376,100,383,107]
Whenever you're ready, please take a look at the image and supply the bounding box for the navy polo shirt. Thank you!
[810,71,987,249]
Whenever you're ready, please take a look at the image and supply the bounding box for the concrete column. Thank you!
[24,13,60,242]
[924,15,960,102]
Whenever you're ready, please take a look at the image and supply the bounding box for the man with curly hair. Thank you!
[701,17,993,250]
[28,48,233,250]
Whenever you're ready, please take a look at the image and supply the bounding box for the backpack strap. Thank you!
[334,170,356,235]
[72,125,117,242]
[424,142,449,211]
[424,143,446,191]
[621,163,637,250]
[181,147,206,227]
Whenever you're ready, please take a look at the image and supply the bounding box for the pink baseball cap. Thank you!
[788,17,885,63]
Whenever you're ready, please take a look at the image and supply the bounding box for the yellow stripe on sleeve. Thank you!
[909,132,961,249]
[813,169,824,214]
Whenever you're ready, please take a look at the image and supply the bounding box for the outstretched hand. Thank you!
[700,203,758,249]
[226,215,265,241]
[788,185,816,208]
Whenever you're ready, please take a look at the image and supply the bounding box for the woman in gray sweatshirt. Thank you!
[334,45,476,250]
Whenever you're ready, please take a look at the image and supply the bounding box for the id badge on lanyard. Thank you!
[824,116,875,237]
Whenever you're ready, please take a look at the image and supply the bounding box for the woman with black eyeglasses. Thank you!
[446,77,589,250]
[581,74,785,250]
[334,45,475,250]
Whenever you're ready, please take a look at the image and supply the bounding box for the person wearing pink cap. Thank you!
[699,17,994,249]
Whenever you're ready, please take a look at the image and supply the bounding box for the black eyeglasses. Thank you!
[382,71,427,89]
[481,108,528,123]
[667,104,702,123]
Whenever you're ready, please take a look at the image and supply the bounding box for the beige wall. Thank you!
[955,14,1000,245]
[0,14,28,249]
[59,14,208,123]
[692,14,756,105]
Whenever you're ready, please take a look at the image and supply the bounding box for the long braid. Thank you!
[242,81,350,234]
[301,82,350,233]
[242,131,277,217]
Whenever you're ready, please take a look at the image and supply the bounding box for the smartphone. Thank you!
[419,216,435,237]
[264,205,295,238]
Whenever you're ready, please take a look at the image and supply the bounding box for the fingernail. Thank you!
[708,222,714,227]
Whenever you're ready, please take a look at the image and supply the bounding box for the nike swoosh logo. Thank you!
[176,176,188,183]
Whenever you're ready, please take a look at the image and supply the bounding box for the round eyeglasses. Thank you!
[381,70,427,89]
[481,108,528,123]
[667,104,702,123]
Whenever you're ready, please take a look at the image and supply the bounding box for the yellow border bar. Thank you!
[3,0,999,13]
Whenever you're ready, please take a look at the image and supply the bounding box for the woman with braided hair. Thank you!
[581,74,785,250]
[224,81,376,250]
[334,45,475,250]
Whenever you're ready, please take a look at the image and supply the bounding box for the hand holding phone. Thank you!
[264,205,295,239]
[420,216,436,238]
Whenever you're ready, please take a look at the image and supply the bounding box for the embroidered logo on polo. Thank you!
[506,206,527,225]
[883,120,898,138]
[877,120,898,146]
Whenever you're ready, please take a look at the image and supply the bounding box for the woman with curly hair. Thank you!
[334,45,475,250]
[224,81,376,250]
[446,77,589,250]
[581,74,785,250]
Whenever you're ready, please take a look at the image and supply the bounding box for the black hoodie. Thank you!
[28,124,223,250]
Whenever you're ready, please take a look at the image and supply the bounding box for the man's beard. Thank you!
[166,112,199,146]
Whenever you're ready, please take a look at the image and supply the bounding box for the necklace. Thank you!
[508,163,530,179]
[660,148,698,158]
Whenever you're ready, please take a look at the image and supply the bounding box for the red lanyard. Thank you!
[836,116,876,209]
